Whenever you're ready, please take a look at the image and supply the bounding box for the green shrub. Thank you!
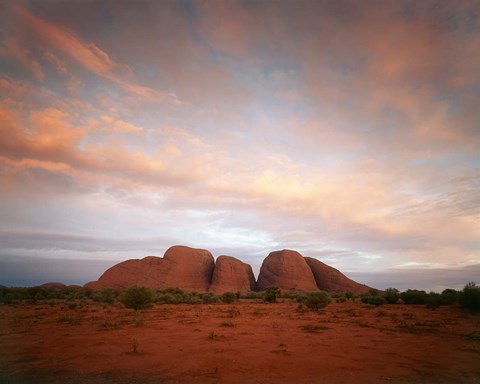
[241,291,261,299]
[440,289,459,305]
[361,295,386,306]
[460,282,480,313]
[263,286,281,303]
[336,296,347,303]
[400,289,427,305]
[202,292,219,304]
[93,288,118,304]
[425,292,442,308]
[221,292,237,304]
[303,291,331,310]
[384,288,400,304]
[119,286,155,311]
[47,299,56,306]
[67,301,78,309]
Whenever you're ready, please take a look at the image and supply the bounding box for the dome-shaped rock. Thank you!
[257,249,318,291]
[84,245,214,292]
[209,255,256,293]
[305,257,371,294]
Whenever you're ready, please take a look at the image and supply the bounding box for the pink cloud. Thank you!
[14,5,179,103]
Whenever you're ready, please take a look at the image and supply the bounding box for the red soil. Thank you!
[1,300,479,383]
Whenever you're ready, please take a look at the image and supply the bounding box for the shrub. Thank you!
[440,289,459,305]
[304,291,331,310]
[384,288,400,304]
[345,291,354,300]
[361,295,386,306]
[119,286,155,311]
[221,292,237,304]
[336,296,347,303]
[460,282,480,313]
[425,292,443,309]
[263,286,281,303]
[47,299,56,306]
[202,292,219,304]
[400,289,427,305]
[241,291,261,300]
[93,288,118,304]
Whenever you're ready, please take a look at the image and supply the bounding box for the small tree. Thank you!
[384,288,400,304]
[304,291,331,310]
[119,286,154,311]
[263,286,281,303]
[460,282,480,313]
[400,289,427,305]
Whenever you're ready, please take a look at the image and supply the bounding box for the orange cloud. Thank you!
[0,35,44,81]
[14,5,179,103]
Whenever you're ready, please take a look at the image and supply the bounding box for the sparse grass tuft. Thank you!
[220,321,235,327]
[226,307,240,318]
[300,324,329,333]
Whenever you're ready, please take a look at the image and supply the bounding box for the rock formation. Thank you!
[40,282,66,290]
[85,245,214,292]
[305,257,371,294]
[256,249,318,291]
[84,245,374,294]
[209,255,256,293]
[161,245,215,292]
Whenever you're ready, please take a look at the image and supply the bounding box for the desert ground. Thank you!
[1,300,479,384]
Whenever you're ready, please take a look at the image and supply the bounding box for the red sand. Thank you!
[1,300,479,383]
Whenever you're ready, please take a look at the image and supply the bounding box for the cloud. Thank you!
[9,5,180,103]
[0,1,479,287]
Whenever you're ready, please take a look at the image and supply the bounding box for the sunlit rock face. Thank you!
[85,245,214,292]
[305,257,371,294]
[85,245,374,294]
[256,249,318,292]
[209,255,256,293]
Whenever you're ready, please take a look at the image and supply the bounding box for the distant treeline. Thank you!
[0,282,479,312]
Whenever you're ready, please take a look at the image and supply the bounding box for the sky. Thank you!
[0,0,479,291]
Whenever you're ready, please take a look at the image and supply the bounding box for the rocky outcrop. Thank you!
[85,245,215,291]
[161,245,215,291]
[40,282,66,290]
[305,257,371,294]
[257,250,318,291]
[209,255,256,293]
[84,245,374,294]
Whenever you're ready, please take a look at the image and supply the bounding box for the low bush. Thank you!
[460,282,480,313]
[119,286,155,311]
[361,295,386,306]
[425,292,443,309]
[221,292,237,304]
[384,288,400,304]
[440,289,459,305]
[263,286,281,303]
[202,292,219,304]
[93,288,119,304]
[303,291,331,310]
[400,289,427,305]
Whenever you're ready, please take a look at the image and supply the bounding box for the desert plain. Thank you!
[1,299,479,384]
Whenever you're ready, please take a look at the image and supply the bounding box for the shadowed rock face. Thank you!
[85,245,215,292]
[257,250,318,291]
[209,255,256,293]
[305,257,371,294]
[40,282,66,290]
